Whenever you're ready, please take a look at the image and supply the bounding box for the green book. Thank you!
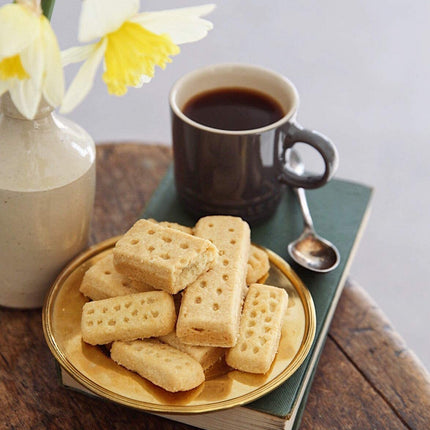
[59,166,372,429]
[142,166,373,430]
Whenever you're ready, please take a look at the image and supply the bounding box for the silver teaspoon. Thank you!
[287,151,340,273]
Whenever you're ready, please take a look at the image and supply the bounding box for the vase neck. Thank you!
[1,93,53,120]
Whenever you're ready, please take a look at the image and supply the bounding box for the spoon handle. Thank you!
[294,187,315,232]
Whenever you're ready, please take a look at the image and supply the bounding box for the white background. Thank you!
[7,1,430,368]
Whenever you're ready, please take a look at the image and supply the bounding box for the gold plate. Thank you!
[43,236,316,414]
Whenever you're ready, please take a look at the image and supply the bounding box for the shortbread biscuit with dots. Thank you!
[113,219,218,294]
[147,218,193,235]
[176,216,250,347]
[81,291,176,345]
[159,331,225,370]
[111,339,205,392]
[226,283,288,374]
[79,254,154,301]
[246,245,270,285]
[149,217,268,284]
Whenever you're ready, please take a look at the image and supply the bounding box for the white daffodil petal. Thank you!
[10,77,42,120]
[0,4,39,60]
[61,44,96,66]
[132,4,215,45]
[0,80,9,97]
[60,39,107,113]
[41,17,64,108]
[19,26,44,91]
[78,0,139,42]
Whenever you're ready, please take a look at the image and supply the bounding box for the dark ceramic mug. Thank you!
[170,64,339,224]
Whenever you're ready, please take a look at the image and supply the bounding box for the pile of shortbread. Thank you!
[80,216,288,392]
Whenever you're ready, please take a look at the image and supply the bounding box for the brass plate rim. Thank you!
[42,236,316,414]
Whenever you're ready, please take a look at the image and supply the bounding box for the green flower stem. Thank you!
[41,0,55,20]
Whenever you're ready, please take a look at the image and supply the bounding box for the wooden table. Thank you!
[1,143,429,430]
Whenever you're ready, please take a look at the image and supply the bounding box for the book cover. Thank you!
[60,167,372,429]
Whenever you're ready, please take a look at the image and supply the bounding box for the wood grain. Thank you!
[302,337,407,430]
[90,142,171,244]
[0,143,428,430]
[302,281,430,430]
[327,282,430,429]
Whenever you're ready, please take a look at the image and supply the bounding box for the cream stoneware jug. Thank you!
[0,94,95,308]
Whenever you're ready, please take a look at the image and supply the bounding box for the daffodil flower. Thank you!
[0,1,64,120]
[61,0,215,113]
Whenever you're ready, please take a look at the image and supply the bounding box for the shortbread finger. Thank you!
[146,219,268,286]
[147,218,193,235]
[177,216,250,347]
[246,245,270,285]
[79,254,154,301]
[81,291,176,345]
[113,219,218,294]
[159,331,225,370]
[226,283,288,374]
[111,339,205,392]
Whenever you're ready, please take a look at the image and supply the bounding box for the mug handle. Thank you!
[279,123,339,189]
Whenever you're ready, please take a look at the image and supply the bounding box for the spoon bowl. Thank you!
[287,150,340,273]
[288,229,340,273]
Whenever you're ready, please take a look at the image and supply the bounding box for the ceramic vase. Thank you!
[0,94,96,308]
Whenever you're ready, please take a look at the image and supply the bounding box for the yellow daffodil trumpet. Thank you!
[61,0,215,113]
[0,0,64,119]
[0,0,214,117]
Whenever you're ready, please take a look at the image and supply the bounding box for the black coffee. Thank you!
[182,87,285,131]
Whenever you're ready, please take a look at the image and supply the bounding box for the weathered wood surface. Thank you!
[0,143,428,430]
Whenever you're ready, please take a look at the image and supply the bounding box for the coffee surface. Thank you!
[183,87,285,131]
